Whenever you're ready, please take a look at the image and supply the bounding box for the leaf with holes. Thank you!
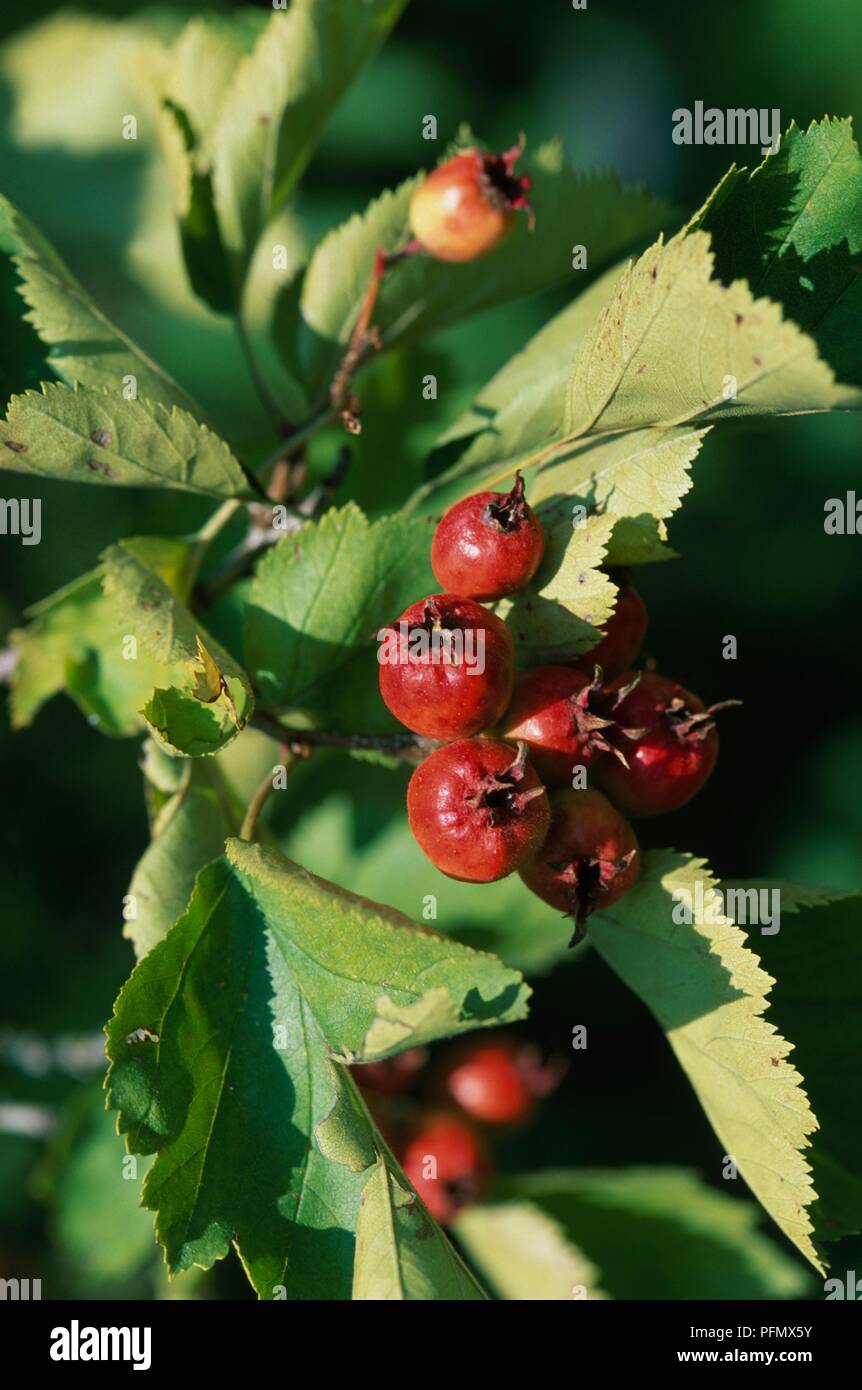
[102,541,254,756]
[105,841,524,1295]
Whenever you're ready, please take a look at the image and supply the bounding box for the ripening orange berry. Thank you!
[409,143,533,263]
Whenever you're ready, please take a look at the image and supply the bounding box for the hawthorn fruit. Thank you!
[594,671,738,817]
[400,1113,491,1224]
[407,738,549,882]
[430,472,545,600]
[519,787,640,940]
[409,144,532,263]
[500,665,644,787]
[378,594,515,739]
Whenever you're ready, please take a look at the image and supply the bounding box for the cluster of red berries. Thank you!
[378,474,737,937]
[355,1033,562,1224]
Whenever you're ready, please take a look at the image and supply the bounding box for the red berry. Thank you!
[431,472,545,601]
[409,143,533,263]
[500,665,645,787]
[572,570,648,681]
[378,594,515,740]
[354,1047,428,1096]
[438,1034,561,1126]
[593,671,739,818]
[407,738,550,882]
[519,788,640,942]
[400,1114,491,1224]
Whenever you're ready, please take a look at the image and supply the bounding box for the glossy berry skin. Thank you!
[378,594,515,740]
[500,665,642,787]
[409,145,532,263]
[437,1035,555,1126]
[400,1114,491,1224]
[594,671,735,818]
[407,738,549,882]
[519,788,640,940]
[431,473,545,601]
[354,1047,428,1096]
[572,572,648,681]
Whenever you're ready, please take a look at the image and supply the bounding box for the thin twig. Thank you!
[251,709,435,761]
[194,497,244,546]
[240,753,297,841]
[329,242,423,434]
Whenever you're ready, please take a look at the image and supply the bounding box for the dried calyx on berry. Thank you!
[518,788,641,945]
[465,739,547,821]
[409,139,534,264]
[568,669,646,763]
[501,665,644,787]
[485,471,531,530]
[595,671,741,818]
[662,694,741,742]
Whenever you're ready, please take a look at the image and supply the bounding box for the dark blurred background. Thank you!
[1,0,860,1299]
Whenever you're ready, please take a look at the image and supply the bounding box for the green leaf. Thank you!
[353,1158,487,1300]
[105,843,525,1296]
[690,118,862,387]
[527,427,705,568]
[0,194,201,414]
[493,513,617,666]
[436,260,628,450]
[408,288,705,567]
[157,100,234,314]
[455,1200,605,1301]
[143,17,265,313]
[224,837,529,1059]
[587,850,821,1270]
[212,0,408,274]
[160,15,264,154]
[564,230,861,437]
[282,792,573,977]
[102,542,254,756]
[125,754,243,959]
[499,1168,810,1300]
[240,207,311,423]
[9,537,197,735]
[244,502,434,732]
[735,882,862,1253]
[293,143,671,405]
[106,859,371,1298]
[0,382,250,495]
